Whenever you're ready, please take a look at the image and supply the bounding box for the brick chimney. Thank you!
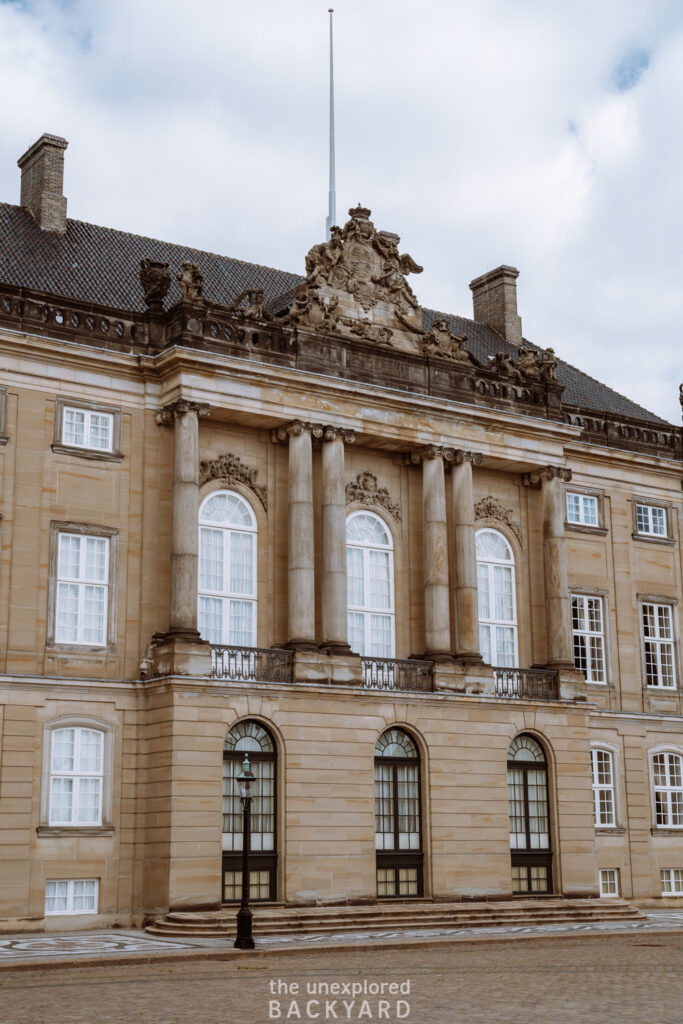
[469,265,523,346]
[18,133,68,234]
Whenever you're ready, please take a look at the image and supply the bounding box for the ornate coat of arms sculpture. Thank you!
[287,205,426,351]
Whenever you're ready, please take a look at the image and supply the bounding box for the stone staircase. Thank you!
[147,897,644,939]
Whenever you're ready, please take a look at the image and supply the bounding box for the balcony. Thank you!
[493,666,558,701]
[362,656,434,693]
[211,645,293,684]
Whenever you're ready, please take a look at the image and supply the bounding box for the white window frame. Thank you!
[651,750,683,829]
[660,868,683,895]
[566,491,599,528]
[48,726,104,827]
[591,748,616,827]
[39,717,115,836]
[52,397,122,461]
[198,490,258,647]
[640,600,677,689]
[55,532,110,646]
[45,878,99,916]
[476,528,518,668]
[572,594,607,684]
[599,869,619,897]
[346,510,396,659]
[48,523,118,650]
[634,499,671,540]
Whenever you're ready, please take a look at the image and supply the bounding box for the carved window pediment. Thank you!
[200,453,267,510]
[474,495,521,545]
[345,472,401,521]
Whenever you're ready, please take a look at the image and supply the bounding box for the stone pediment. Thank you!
[286,205,425,352]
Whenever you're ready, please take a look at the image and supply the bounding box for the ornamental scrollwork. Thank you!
[474,496,522,545]
[345,472,401,521]
[199,453,267,511]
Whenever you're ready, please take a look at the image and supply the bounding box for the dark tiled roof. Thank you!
[1,202,668,426]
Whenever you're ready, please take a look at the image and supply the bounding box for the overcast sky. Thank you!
[1,0,682,423]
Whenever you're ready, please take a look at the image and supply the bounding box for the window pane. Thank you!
[228,600,254,646]
[76,777,102,824]
[63,408,86,446]
[229,532,253,595]
[88,413,112,451]
[78,729,103,774]
[368,550,391,610]
[347,547,365,607]
[199,528,224,591]
[52,729,75,772]
[369,614,393,657]
[83,585,106,645]
[50,778,74,824]
[84,538,107,582]
[199,595,224,645]
[55,583,80,642]
[348,611,365,655]
[58,535,81,580]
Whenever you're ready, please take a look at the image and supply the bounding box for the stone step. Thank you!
[148,898,644,938]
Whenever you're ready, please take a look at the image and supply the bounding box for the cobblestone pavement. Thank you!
[1,932,682,1024]
[1,910,683,965]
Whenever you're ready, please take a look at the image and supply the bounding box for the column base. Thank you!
[453,651,484,667]
[319,641,353,656]
[149,632,212,677]
[283,639,320,653]
[421,651,455,664]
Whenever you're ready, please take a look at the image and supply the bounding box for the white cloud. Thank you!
[0,0,681,422]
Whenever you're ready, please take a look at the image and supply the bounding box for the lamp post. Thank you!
[234,753,256,949]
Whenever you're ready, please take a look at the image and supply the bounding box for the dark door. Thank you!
[507,734,552,893]
[374,728,423,898]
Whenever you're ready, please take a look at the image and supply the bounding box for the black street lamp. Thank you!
[234,752,256,949]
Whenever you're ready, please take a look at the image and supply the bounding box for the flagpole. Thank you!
[325,8,336,241]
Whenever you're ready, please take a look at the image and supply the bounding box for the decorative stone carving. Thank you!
[301,205,424,345]
[139,258,171,312]
[492,345,559,383]
[407,446,482,468]
[539,347,558,382]
[453,450,483,466]
[474,496,522,544]
[155,400,210,426]
[423,318,470,361]
[345,472,401,520]
[177,262,204,303]
[227,288,270,321]
[287,287,340,332]
[199,453,267,510]
[270,420,325,444]
[679,382,683,417]
[322,426,356,444]
[493,352,519,379]
[520,466,572,487]
[516,345,542,381]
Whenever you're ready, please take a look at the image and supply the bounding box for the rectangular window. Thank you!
[635,503,667,538]
[591,749,616,827]
[55,533,109,646]
[599,869,619,897]
[642,603,676,688]
[45,878,98,915]
[660,868,683,894]
[566,492,599,527]
[62,406,113,452]
[653,753,683,827]
[572,595,607,683]
[49,727,104,826]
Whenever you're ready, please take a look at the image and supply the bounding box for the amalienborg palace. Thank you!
[1,133,682,932]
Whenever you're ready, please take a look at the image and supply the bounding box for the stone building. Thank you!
[0,133,682,932]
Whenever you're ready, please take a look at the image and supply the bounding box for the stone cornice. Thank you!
[155,399,211,425]
[199,452,267,510]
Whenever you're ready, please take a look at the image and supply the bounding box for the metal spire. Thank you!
[325,8,336,241]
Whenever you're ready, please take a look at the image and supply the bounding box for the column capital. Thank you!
[270,420,325,444]
[321,425,356,444]
[452,449,483,466]
[520,465,572,487]
[155,400,210,426]
[406,445,455,465]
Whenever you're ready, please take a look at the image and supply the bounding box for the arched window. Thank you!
[591,748,616,827]
[198,491,257,646]
[507,734,552,893]
[347,511,395,657]
[652,752,683,828]
[476,528,518,667]
[49,727,104,826]
[222,721,277,901]
[374,728,422,897]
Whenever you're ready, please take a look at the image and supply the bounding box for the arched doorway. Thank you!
[222,720,276,902]
[374,728,422,898]
[507,734,552,893]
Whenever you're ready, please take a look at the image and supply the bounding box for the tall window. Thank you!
[49,727,104,826]
[591,748,616,827]
[198,491,257,647]
[652,752,683,828]
[374,728,422,898]
[347,511,395,658]
[641,603,676,688]
[222,721,276,901]
[476,529,518,667]
[55,533,109,646]
[507,734,552,893]
[572,595,606,683]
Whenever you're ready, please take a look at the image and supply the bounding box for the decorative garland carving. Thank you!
[346,472,401,521]
[474,496,522,545]
[199,453,267,510]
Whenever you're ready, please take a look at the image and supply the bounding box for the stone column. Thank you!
[409,446,452,660]
[451,450,483,664]
[278,421,321,651]
[523,466,573,668]
[156,399,210,639]
[321,426,355,654]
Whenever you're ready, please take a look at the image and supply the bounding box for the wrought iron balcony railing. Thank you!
[211,645,293,684]
[362,657,434,692]
[494,666,559,701]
